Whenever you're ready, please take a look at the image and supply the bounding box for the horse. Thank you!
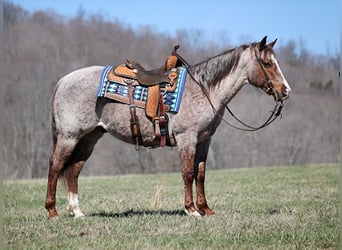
[45,36,291,219]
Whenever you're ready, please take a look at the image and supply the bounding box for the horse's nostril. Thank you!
[283,88,290,96]
[281,88,291,100]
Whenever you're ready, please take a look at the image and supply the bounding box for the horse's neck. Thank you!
[192,47,250,110]
[209,65,248,110]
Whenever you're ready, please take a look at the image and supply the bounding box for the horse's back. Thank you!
[53,66,105,137]
[56,66,103,92]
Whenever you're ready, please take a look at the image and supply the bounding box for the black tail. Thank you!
[50,82,59,153]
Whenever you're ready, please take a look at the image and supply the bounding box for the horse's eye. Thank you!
[263,62,272,68]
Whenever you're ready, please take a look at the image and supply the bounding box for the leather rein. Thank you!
[172,45,284,132]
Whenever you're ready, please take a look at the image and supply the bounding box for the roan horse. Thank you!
[45,36,291,219]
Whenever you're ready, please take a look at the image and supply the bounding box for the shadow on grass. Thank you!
[90,209,187,218]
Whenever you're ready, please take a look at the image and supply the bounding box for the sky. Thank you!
[9,0,340,55]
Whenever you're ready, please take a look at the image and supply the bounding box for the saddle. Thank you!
[107,54,182,149]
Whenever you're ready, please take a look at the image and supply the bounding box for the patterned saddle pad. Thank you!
[97,66,187,113]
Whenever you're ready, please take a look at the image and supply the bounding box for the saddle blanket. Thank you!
[97,65,187,113]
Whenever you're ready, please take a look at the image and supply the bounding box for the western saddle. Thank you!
[107,48,184,149]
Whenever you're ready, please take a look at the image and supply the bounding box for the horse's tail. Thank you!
[50,80,68,190]
[50,82,59,152]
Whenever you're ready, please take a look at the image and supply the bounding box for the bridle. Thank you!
[254,47,277,97]
[172,45,284,132]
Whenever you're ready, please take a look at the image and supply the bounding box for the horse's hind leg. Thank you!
[45,135,78,219]
[62,128,104,218]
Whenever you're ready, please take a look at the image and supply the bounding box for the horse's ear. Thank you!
[259,36,268,51]
[267,38,277,48]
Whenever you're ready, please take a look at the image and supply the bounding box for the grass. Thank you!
[4,164,339,249]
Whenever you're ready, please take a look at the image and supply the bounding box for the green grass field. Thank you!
[4,164,339,249]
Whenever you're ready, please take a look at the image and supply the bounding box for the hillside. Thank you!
[2,2,340,179]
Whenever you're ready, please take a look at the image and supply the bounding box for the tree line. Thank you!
[2,2,339,179]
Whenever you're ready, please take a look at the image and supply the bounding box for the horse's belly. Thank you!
[100,102,159,147]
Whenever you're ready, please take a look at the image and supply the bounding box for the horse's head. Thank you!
[247,36,291,102]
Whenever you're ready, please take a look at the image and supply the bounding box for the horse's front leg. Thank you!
[195,139,215,216]
[177,134,202,217]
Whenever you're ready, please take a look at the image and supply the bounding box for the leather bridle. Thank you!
[253,47,277,98]
[172,45,284,132]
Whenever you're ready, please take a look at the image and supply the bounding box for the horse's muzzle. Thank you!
[271,84,291,102]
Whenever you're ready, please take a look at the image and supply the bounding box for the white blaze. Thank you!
[271,54,291,92]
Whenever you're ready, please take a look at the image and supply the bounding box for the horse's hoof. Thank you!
[197,205,215,216]
[69,209,85,218]
[184,208,202,217]
[204,209,215,216]
[48,214,59,220]
[74,212,85,218]
[48,209,59,220]
[68,205,85,218]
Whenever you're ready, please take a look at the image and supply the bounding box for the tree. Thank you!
[2,2,339,179]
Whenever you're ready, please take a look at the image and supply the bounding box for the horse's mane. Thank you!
[190,43,254,89]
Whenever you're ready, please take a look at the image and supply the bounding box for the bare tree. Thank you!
[2,2,339,179]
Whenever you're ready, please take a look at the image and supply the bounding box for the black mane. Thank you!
[190,44,252,89]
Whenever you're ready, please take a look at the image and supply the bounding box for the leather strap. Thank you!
[127,80,143,150]
[159,93,167,147]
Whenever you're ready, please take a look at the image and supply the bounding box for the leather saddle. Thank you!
[108,55,179,88]
[107,54,182,149]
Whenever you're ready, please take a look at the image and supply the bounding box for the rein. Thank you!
[172,45,284,132]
